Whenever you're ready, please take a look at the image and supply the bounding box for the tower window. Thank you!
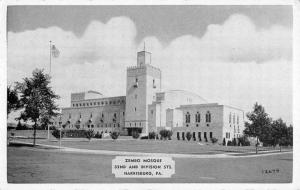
[134,107,137,112]
[206,111,211,123]
[186,112,191,123]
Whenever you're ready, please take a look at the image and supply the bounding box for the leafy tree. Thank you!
[244,103,271,146]
[16,69,59,146]
[271,119,293,146]
[7,86,21,116]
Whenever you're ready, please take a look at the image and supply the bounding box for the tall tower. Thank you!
[125,49,161,135]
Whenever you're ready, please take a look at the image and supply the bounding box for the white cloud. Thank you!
[7,14,293,124]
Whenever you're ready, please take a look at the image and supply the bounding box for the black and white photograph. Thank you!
[1,0,299,189]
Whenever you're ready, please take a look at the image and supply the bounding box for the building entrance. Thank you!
[127,128,142,136]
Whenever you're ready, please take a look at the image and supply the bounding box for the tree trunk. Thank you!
[33,122,37,146]
[256,136,258,154]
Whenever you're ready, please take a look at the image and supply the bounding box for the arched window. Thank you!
[206,111,211,123]
[233,114,235,124]
[195,112,201,123]
[186,112,190,123]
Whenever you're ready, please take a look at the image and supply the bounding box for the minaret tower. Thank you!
[125,45,161,135]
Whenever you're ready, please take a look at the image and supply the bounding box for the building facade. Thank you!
[55,50,245,142]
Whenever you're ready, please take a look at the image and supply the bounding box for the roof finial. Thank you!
[144,41,146,51]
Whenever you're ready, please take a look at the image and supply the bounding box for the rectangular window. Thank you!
[210,132,213,138]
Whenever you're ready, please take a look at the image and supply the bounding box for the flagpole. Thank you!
[49,40,52,74]
[48,40,52,141]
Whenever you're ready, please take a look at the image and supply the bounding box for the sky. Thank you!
[6,5,293,124]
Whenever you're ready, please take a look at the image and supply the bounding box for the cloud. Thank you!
[7,14,293,124]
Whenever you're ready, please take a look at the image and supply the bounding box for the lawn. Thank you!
[8,130,292,155]
[7,146,293,183]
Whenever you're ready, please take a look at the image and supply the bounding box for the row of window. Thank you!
[65,112,125,120]
[61,123,121,128]
[229,112,240,124]
[176,131,213,141]
[129,122,143,127]
[185,111,211,123]
[72,99,125,107]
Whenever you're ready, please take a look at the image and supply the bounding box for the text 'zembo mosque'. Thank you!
[56,50,245,142]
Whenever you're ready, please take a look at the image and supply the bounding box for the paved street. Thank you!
[7,146,292,183]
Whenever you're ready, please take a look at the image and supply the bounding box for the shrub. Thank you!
[238,136,251,146]
[132,131,140,139]
[85,129,95,141]
[211,137,218,144]
[233,138,237,146]
[186,132,192,141]
[159,129,173,140]
[140,136,149,139]
[149,132,156,139]
[52,128,65,139]
[223,138,226,146]
[110,131,120,140]
[16,121,28,130]
[94,131,102,139]
[227,140,232,146]
[65,130,86,138]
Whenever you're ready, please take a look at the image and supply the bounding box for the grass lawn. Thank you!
[8,130,292,155]
[7,146,293,183]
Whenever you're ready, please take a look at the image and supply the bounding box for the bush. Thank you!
[238,136,251,146]
[140,136,149,139]
[211,137,218,144]
[65,129,86,138]
[233,138,237,146]
[159,129,173,140]
[223,138,226,146]
[149,132,156,139]
[16,121,28,130]
[94,131,102,139]
[186,132,192,141]
[52,128,65,139]
[227,140,232,146]
[85,129,95,141]
[110,131,119,140]
[132,131,140,139]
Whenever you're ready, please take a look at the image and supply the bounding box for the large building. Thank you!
[55,50,244,142]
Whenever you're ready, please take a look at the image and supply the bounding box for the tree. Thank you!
[244,103,272,147]
[271,119,293,147]
[7,86,21,116]
[16,69,59,146]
